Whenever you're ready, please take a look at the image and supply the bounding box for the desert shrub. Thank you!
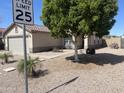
[52,47,63,52]
[0,52,13,64]
[109,43,119,49]
[17,56,41,77]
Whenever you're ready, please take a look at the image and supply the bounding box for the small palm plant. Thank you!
[0,54,4,64]
[17,56,41,77]
[0,52,13,64]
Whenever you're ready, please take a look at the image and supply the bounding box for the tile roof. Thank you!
[3,23,50,37]
[26,24,50,32]
[0,28,5,33]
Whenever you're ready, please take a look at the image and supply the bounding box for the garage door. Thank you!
[8,37,29,55]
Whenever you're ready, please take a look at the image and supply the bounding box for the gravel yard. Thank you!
[0,48,124,93]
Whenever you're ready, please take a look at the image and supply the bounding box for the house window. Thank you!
[15,26,18,33]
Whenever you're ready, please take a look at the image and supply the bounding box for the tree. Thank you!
[42,0,118,61]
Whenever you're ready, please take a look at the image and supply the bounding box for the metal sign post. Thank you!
[23,24,28,93]
[12,0,34,93]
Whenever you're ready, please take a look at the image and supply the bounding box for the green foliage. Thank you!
[42,0,118,61]
[0,52,13,63]
[0,54,5,59]
[42,0,118,38]
[17,56,41,77]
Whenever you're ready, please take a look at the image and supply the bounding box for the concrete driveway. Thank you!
[1,49,85,62]
[30,49,78,61]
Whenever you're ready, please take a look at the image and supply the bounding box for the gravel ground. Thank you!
[0,48,124,93]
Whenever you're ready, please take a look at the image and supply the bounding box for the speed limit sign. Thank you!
[12,0,34,25]
[12,1,34,93]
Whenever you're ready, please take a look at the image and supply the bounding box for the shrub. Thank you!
[109,43,119,49]
[0,52,13,64]
[17,56,41,77]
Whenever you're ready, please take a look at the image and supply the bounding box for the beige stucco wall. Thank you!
[104,37,121,48]
[84,35,102,49]
[121,37,124,48]
[64,35,83,49]
[4,26,33,51]
[32,32,64,52]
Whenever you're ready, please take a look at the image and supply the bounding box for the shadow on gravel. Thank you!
[7,60,17,63]
[33,69,49,78]
[66,53,124,66]
[0,60,17,65]
[45,76,79,93]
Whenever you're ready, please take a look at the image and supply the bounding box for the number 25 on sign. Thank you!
[12,0,34,25]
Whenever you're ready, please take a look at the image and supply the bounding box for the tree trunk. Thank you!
[72,35,79,61]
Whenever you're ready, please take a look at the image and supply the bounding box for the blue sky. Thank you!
[0,0,123,36]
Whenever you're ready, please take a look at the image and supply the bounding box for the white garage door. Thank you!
[8,37,29,55]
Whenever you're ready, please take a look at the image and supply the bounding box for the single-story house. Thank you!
[62,35,102,49]
[84,35,103,49]
[64,35,83,49]
[4,23,103,55]
[0,28,5,49]
[4,23,64,55]
[122,36,124,48]
[0,28,5,38]
[103,35,124,49]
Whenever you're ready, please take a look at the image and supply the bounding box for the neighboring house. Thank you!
[0,28,5,38]
[4,23,64,55]
[121,35,124,49]
[64,36,84,49]
[121,36,124,48]
[0,28,5,50]
[4,23,103,55]
[103,36,124,49]
[84,35,103,49]
[64,35,102,49]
